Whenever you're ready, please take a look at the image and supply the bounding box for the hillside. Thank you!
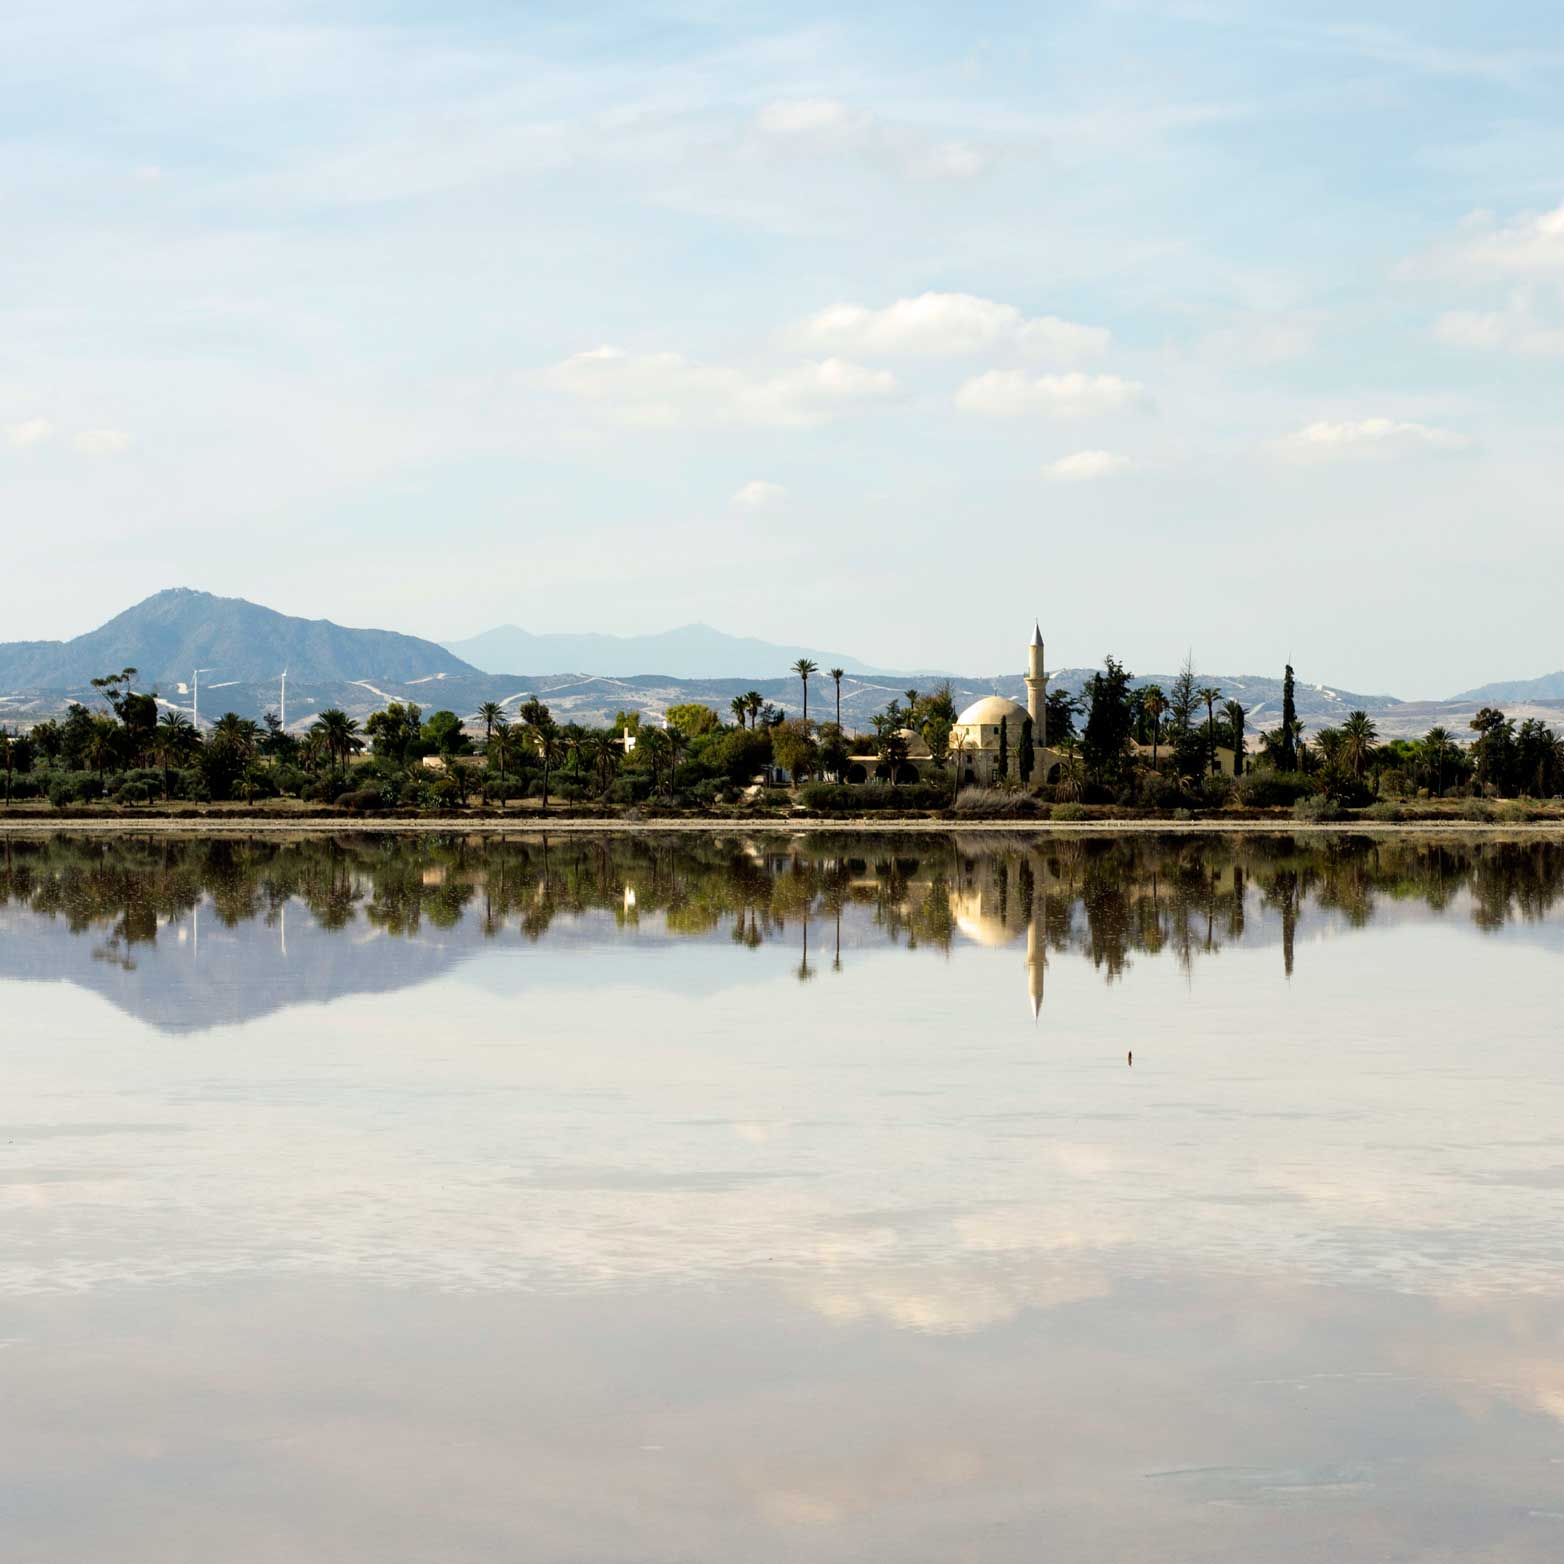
[0,589,476,692]
[1451,672,1564,703]
[443,622,874,679]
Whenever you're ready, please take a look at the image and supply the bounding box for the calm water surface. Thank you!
[3,830,1564,1561]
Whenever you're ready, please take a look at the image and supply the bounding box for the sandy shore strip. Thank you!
[2,816,1564,837]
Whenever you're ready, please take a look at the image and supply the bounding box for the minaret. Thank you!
[1025,623,1048,751]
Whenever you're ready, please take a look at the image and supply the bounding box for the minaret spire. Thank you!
[1025,622,1048,752]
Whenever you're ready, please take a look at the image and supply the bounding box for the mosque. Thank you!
[845,622,1239,784]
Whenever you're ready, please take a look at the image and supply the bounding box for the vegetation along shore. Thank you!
[3,653,1562,830]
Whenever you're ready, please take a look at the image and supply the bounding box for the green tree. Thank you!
[1142,686,1168,770]
[1082,656,1134,785]
[667,702,719,739]
[1223,699,1246,778]
[772,719,819,784]
[150,709,197,798]
[313,709,362,776]
[477,702,503,743]
[744,690,764,730]
[792,659,819,721]
[998,714,1009,779]
[729,695,749,728]
[1280,665,1298,771]
[422,710,470,758]
[520,699,559,811]
[1198,686,1223,773]
[1341,710,1378,780]
[829,667,845,729]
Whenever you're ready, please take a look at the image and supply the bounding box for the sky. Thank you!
[2,1,1562,698]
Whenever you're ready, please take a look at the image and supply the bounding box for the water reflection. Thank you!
[5,830,1564,1561]
[1,830,1562,1029]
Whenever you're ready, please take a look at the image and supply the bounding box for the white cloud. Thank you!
[755,99,863,137]
[73,428,133,456]
[543,347,897,430]
[1433,295,1564,358]
[4,418,54,448]
[1410,203,1564,280]
[1045,450,1132,482]
[1273,418,1470,461]
[793,292,1108,360]
[732,479,786,510]
[955,370,1150,418]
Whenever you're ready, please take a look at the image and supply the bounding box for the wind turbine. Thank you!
[192,667,216,731]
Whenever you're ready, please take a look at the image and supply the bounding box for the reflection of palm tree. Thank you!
[792,659,818,722]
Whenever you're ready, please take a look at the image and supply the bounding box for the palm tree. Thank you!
[792,658,818,722]
[744,691,764,730]
[1423,726,1454,796]
[1341,710,1378,780]
[212,712,259,760]
[1054,735,1085,801]
[152,709,195,798]
[478,702,503,744]
[665,727,689,798]
[903,687,919,721]
[1198,686,1223,773]
[946,727,970,803]
[1143,687,1168,770]
[531,723,563,813]
[313,709,361,776]
[829,668,845,729]
[729,695,748,729]
[1223,699,1246,778]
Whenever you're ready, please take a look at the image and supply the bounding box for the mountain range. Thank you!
[443,623,873,680]
[2,588,1562,742]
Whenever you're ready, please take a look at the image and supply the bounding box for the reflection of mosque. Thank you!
[788,845,1258,1018]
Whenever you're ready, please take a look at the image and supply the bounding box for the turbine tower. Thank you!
[192,667,216,731]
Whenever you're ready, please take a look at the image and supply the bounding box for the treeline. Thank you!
[5,833,1563,981]
[3,656,1563,813]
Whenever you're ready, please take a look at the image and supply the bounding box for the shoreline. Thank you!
[3,815,1564,837]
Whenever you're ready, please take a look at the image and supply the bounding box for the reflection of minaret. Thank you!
[1026,915,1045,1019]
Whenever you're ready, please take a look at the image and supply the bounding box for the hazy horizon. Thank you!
[3,3,1561,698]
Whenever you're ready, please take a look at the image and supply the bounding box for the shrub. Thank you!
[1459,800,1498,822]
[1238,770,1318,808]
[608,774,654,805]
[337,786,392,813]
[1293,795,1344,822]
[1360,801,1405,822]
[1137,773,1193,810]
[1199,772,1234,808]
[47,771,104,807]
[798,782,948,813]
[953,786,1035,818]
[1053,801,1087,821]
[1172,806,1195,821]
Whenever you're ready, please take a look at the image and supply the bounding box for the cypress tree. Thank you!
[998,715,1009,779]
[1280,665,1298,772]
[1019,715,1034,783]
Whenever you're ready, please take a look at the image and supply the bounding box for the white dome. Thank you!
[955,695,1030,728]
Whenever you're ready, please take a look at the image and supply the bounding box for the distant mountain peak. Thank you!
[0,587,476,691]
